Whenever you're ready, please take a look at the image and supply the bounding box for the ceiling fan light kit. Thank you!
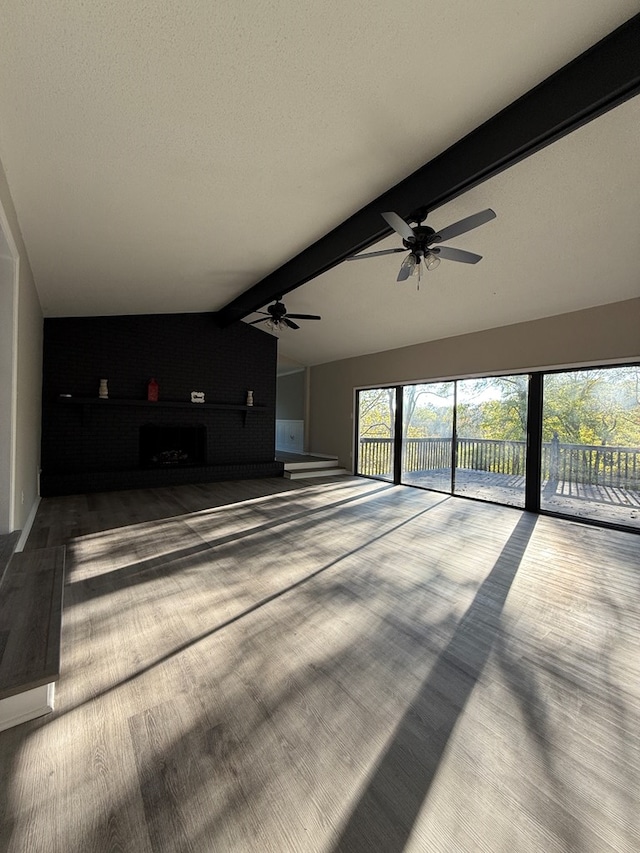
[248,298,321,333]
[400,253,417,277]
[347,207,496,284]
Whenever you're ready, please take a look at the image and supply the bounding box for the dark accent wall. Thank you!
[41,313,282,495]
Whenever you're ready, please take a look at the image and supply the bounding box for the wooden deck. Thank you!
[403,469,640,528]
[1,477,639,852]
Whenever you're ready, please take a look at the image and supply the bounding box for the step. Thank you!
[283,458,340,471]
[284,467,350,480]
[0,545,66,731]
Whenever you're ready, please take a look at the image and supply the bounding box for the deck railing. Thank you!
[358,435,640,490]
[543,438,639,490]
[359,436,395,479]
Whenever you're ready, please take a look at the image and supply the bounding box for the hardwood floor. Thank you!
[0,531,20,584]
[0,545,65,698]
[1,476,639,852]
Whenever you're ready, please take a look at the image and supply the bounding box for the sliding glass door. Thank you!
[400,383,454,492]
[355,364,638,530]
[356,388,395,481]
[396,376,528,506]
[454,376,528,508]
[541,366,640,529]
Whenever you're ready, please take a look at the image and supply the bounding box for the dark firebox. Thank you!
[139,424,206,468]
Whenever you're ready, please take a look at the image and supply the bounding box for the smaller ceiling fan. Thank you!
[247,298,321,331]
[347,207,496,283]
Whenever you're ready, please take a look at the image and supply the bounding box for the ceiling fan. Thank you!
[347,207,496,283]
[247,298,321,331]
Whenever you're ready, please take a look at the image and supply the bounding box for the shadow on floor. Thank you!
[332,512,537,853]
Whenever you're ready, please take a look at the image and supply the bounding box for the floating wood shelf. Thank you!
[56,396,266,411]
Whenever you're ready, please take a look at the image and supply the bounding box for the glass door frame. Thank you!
[354,386,400,483]
[354,364,640,534]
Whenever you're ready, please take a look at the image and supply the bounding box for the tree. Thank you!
[543,368,640,446]
[456,376,528,440]
[402,383,454,438]
[358,367,640,450]
[358,388,395,437]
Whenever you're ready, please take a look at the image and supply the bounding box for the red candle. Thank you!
[147,378,159,402]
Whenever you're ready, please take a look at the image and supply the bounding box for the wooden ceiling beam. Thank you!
[216,14,640,326]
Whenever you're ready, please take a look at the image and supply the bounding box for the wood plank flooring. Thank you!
[0,477,639,852]
[0,546,65,698]
[0,531,20,586]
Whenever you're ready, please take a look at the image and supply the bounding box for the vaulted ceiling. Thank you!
[1,3,638,367]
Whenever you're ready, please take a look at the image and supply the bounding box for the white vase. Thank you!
[246,390,254,406]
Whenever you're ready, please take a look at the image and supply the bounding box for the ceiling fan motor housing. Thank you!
[402,225,437,253]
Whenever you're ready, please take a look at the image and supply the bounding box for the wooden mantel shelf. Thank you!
[56,396,266,411]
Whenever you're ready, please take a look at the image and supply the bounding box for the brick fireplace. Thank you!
[40,312,282,495]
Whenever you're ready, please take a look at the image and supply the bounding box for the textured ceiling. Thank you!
[0,2,638,367]
[267,95,640,365]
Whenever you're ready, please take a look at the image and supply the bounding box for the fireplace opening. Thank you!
[140,424,207,468]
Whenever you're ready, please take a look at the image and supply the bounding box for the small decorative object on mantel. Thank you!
[246,390,254,407]
[147,378,159,402]
[191,391,205,404]
[99,379,108,399]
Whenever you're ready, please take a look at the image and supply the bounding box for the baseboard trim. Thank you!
[14,496,41,552]
[0,683,55,732]
[40,463,284,497]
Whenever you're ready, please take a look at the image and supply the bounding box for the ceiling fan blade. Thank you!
[247,318,267,325]
[284,318,300,330]
[434,246,482,264]
[346,248,407,260]
[431,209,496,243]
[397,262,414,281]
[381,211,416,241]
[286,313,321,320]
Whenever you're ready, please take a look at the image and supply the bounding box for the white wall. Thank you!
[0,233,16,532]
[0,155,43,532]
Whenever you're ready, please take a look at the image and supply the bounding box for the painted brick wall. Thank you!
[41,313,279,493]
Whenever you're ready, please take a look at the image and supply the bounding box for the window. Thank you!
[356,388,395,481]
[401,383,454,492]
[541,366,640,528]
[455,376,528,508]
[354,364,639,531]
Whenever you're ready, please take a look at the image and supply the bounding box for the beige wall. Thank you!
[0,156,43,530]
[276,370,305,420]
[309,298,640,471]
